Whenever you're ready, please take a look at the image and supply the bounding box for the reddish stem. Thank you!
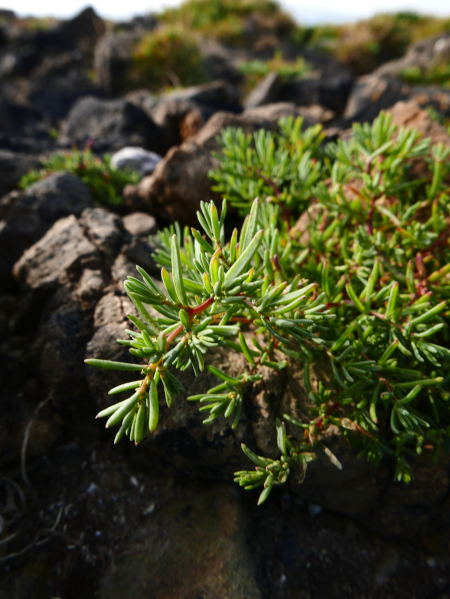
[189,297,215,317]
[166,324,184,348]
[378,376,393,394]
[164,298,216,351]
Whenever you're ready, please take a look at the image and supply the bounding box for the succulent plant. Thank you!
[87,112,450,504]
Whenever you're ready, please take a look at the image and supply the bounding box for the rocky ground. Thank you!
[1,6,450,599]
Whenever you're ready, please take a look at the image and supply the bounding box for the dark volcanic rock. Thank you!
[0,97,46,138]
[343,75,450,126]
[0,149,40,198]
[28,73,105,123]
[1,8,104,81]
[99,483,261,599]
[0,173,93,291]
[409,85,450,118]
[121,237,158,275]
[0,8,105,127]
[13,214,100,304]
[94,32,138,95]
[62,96,165,154]
[129,80,242,149]
[244,72,281,109]
[162,80,242,113]
[280,74,354,115]
[57,6,105,47]
[376,33,450,79]
[0,387,60,468]
[79,207,125,258]
[342,75,410,124]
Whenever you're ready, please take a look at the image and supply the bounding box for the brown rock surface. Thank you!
[388,99,450,146]
[0,173,93,290]
[99,483,261,599]
[134,103,317,224]
[375,33,450,79]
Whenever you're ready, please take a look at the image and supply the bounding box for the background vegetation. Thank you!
[20,149,139,208]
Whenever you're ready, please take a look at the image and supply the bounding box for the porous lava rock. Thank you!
[0,172,93,291]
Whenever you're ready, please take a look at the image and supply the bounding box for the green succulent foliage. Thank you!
[188,366,263,427]
[209,111,450,497]
[237,52,311,93]
[235,419,318,505]
[86,197,333,451]
[208,116,325,215]
[401,62,450,88]
[20,149,139,208]
[87,111,450,505]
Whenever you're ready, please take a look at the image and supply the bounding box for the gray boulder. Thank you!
[62,96,165,154]
[0,149,40,198]
[94,32,138,95]
[0,97,46,138]
[13,214,101,302]
[0,172,93,290]
[376,33,450,79]
[122,211,157,236]
[343,75,450,126]
[129,80,242,149]
[280,74,354,116]
[244,72,281,109]
[342,75,410,124]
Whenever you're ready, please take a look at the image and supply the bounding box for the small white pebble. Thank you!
[143,504,156,516]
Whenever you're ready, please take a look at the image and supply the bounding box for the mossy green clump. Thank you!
[20,149,139,209]
[401,63,450,88]
[130,26,207,90]
[160,0,295,46]
[238,50,311,93]
[291,12,450,75]
[17,16,58,31]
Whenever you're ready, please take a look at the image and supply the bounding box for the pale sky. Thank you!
[3,0,450,24]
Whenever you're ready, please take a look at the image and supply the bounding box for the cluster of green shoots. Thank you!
[131,27,206,91]
[160,0,294,47]
[20,148,139,208]
[238,51,311,93]
[401,63,450,89]
[87,112,450,504]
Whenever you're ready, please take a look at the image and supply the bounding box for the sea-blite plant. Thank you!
[87,112,450,504]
